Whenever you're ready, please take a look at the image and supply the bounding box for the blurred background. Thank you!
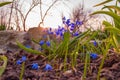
[0,0,115,31]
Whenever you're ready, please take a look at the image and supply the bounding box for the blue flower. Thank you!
[68,23,71,26]
[48,31,53,34]
[39,40,44,46]
[46,41,51,46]
[76,20,82,25]
[63,21,66,24]
[47,28,53,34]
[90,53,98,59]
[59,31,63,37]
[58,27,64,32]
[71,23,75,28]
[31,63,39,70]
[76,20,83,25]
[70,27,74,31]
[93,41,97,46]
[76,20,80,25]
[73,32,79,36]
[21,56,27,61]
[62,17,66,21]
[55,30,59,35]
[49,27,52,31]
[57,27,62,31]
[16,56,27,65]
[16,60,22,65]
[44,64,52,71]
[66,19,70,26]
[25,45,31,48]
[79,21,83,25]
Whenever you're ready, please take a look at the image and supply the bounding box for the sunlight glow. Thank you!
[23,0,77,29]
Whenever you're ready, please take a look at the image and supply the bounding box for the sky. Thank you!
[3,0,115,29]
[25,0,104,29]
[25,0,83,28]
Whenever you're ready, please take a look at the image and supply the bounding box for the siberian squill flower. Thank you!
[76,20,83,25]
[44,64,52,71]
[73,32,79,36]
[31,63,39,70]
[46,41,51,46]
[16,56,27,65]
[25,45,31,48]
[39,40,44,46]
[93,40,97,46]
[90,53,98,59]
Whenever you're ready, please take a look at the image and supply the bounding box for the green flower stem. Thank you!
[82,53,90,80]
[64,42,68,71]
[97,42,110,80]
[19,62,25,80]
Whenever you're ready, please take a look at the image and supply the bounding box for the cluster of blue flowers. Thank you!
[17,16,99,72]
[62,17,83,27]
[44,17,83,39]
[31,63,52,70]
[16,56,53,71]
[39,40,51,46]
[16,56,27,65]
[62,17,83,36]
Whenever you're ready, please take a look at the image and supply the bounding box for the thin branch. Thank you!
[23,3,39,31]
[13,7,24,24]
[40,0,42,23]
[41,0,58,24]
[8,0,15,29]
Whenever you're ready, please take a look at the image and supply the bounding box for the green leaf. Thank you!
[91,11,120,21]
[117,0,120,3]
[102,20,113,27]
[105,27,120,34]
[91,11,120,28]
[68,30,91,51]
[102,5,120,14]
[55,32,70,57]
[0,55,7,76]
[17,41,45,56]
[102,5,113,12]
[93,0,113,7]
[103,21,120,50]
[0,2,12,7]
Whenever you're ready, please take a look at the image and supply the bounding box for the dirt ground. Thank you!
[1,48,120,80]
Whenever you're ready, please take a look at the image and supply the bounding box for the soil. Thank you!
[1,48,120,80]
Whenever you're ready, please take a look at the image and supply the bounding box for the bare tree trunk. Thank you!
[8,0,14,30]
[39,0,42,27]
[13,0,21,31]
[0,6,8,29]
[23,3,39,31]
[15,7,20,31]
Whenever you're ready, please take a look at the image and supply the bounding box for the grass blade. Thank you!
[0,2,12,7]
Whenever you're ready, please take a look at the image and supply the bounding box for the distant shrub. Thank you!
[0,25,6,31]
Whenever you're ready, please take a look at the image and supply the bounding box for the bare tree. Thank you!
[37,0,73,27]
[8,0,15,30]
[13,0,21,31]
[70,3,99,32]
[13,0,39,31]
[38,0,59,27]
